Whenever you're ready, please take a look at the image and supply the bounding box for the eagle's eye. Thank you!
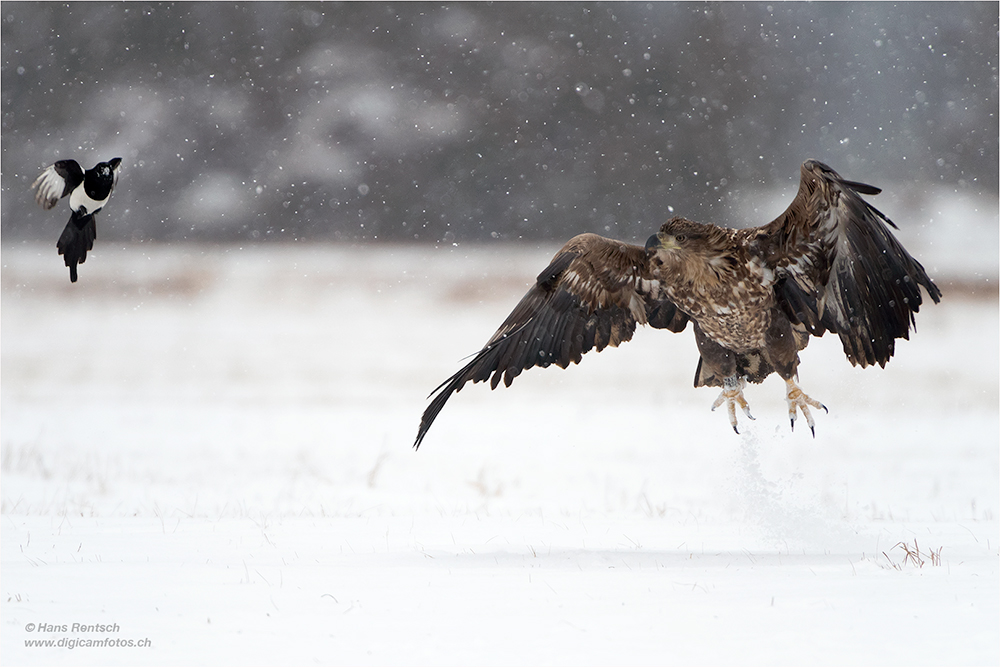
[675,234,687,243]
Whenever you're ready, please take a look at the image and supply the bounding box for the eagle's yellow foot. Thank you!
[711,375,755,434]
[785,379,828,437]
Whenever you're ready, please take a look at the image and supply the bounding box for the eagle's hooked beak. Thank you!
[644,233,661,253]
[645,232,678,254]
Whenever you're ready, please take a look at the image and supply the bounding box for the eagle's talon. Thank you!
[713,376,752,434]
[785,379,825,436]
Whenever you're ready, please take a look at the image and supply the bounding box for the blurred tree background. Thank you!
[2,1,996,244]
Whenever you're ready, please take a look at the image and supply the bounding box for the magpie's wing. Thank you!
[413,233,689,449]
[31,160,84,210]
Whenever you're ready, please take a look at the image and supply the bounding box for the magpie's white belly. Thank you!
[69,187,107,215]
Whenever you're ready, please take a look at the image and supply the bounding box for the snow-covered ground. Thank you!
[2,241,997,666]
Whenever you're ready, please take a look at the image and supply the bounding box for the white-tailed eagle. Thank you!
[414,160,941,448]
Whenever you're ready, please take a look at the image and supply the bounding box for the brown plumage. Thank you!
[414,160,941,448]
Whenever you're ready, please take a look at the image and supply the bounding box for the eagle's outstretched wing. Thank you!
[414,233,689,449]
[748,159,942,368]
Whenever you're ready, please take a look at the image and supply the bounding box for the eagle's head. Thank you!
[645,217,737,284]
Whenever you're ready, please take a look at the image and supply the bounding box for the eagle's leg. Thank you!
[711,375,755,434]
[784,378,828,437]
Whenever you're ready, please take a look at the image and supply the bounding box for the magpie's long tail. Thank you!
[57,210,96,283]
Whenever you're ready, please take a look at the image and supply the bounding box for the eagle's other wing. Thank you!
[749,159,942,368]
[31,160,84,210]
[414,233,688,449]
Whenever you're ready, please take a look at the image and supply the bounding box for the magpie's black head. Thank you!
[94,158,122,178]
[91,158,121,184]
[81,158,122,202]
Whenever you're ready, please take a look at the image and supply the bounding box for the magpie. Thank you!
[31,157,122,282]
